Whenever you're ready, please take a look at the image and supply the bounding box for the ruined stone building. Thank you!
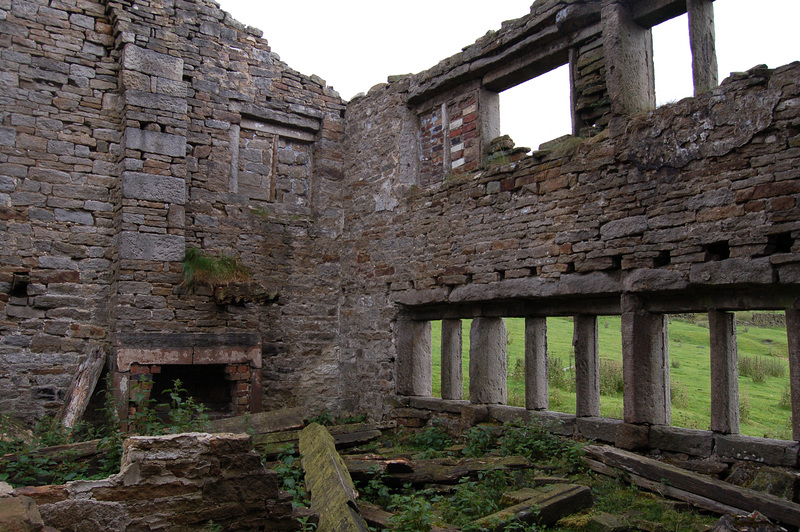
[1,0,799,464]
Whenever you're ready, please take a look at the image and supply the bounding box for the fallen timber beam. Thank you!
[208,407,305,435]
[471,483,593,531]
[584,445,800,527]
[254,422,392,459]
[344,455,534,486]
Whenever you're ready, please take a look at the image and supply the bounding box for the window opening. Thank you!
[668,313,712,431]
[499,64,572,153]
[735,311,791,439]
[652,13,693,106]
[597,316,624,420]
[547,316,576,415]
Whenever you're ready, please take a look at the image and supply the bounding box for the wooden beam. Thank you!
[584,445,800,527]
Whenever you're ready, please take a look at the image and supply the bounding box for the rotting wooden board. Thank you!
[344,455,534,486]
[584,445,800,527]
[58,347,106,429]
[209,407,304,435]
[254,423,385,459]
[299,423,369,532]
[582,457,747,517]
[471,483,593,531]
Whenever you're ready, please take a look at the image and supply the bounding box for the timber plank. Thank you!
[58,347,106,429]
[209,408,304,435]
[585,445,800,527]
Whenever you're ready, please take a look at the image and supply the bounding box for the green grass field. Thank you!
[431,313,792,439]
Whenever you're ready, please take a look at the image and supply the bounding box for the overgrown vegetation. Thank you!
[349,418,715,531]
[0,378,210,488]
[181,246,250,288]
[352,419,586,531]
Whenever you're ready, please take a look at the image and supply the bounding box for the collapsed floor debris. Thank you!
[2,409,799,530]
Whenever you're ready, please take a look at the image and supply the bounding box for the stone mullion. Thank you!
[469,318,507,405]
[687,0,719,95]
[621,295,670,426]
[709,310,739,434]
[525,317,548,411]
[396,319,432,397]
[574,315,600,417]
[441,319,463,400]
[787,310,800,441]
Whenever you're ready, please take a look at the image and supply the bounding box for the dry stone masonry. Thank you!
[1,0,800,468]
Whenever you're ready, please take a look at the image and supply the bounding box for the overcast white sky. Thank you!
[218,0,799,150]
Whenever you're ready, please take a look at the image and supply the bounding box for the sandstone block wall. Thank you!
[2,0,800,440]
[339,0,800,426]
[1,0,345,423]
[20,432,296,531]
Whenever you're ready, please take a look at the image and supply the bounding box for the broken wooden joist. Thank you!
[584,444,800,528]
[254,422,392,459]
[471,483,593,531]
[344,454,534,486]
[208,407,304,435]
[57,347,106,430]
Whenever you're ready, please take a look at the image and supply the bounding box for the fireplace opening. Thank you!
[151,364,233,419]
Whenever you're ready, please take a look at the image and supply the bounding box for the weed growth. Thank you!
[182,247,250,288]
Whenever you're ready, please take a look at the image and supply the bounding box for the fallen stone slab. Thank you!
[208,407,304,435]
[299,423,369,532]
[471,483,593,530]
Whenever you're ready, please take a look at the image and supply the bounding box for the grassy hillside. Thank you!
[431,313,792,439]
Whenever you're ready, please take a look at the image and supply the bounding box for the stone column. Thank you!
[601,0,655,135]
[709,310,739,434]
[396,319,432,396]
[478,89,500,153]
[787,310,800,441]
[469,318,507,404]
[687,0,718,95]
[574,315,600,417]
[621,295,670,425]
[441,319,463,400]
[525,317,548,410]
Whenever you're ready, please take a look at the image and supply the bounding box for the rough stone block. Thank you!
[408,396,468,414]
[576,417,621,444]
[649,425,713,457]
[615,423,650,451]
[118,232,185,261]
[121,44,184,81]
[121,172,185,204]
[124,90,187,115]
[714,434,800,467]
[116,347,192,371]
[689,257,774,285]
[0,126,16,147]
[124,128,186,157]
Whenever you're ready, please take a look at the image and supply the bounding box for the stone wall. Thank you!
[18,432,296,531]
[2,0,800,445]
[0,0,345,423]
[0,0,118,421]
[338,0,800,431]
